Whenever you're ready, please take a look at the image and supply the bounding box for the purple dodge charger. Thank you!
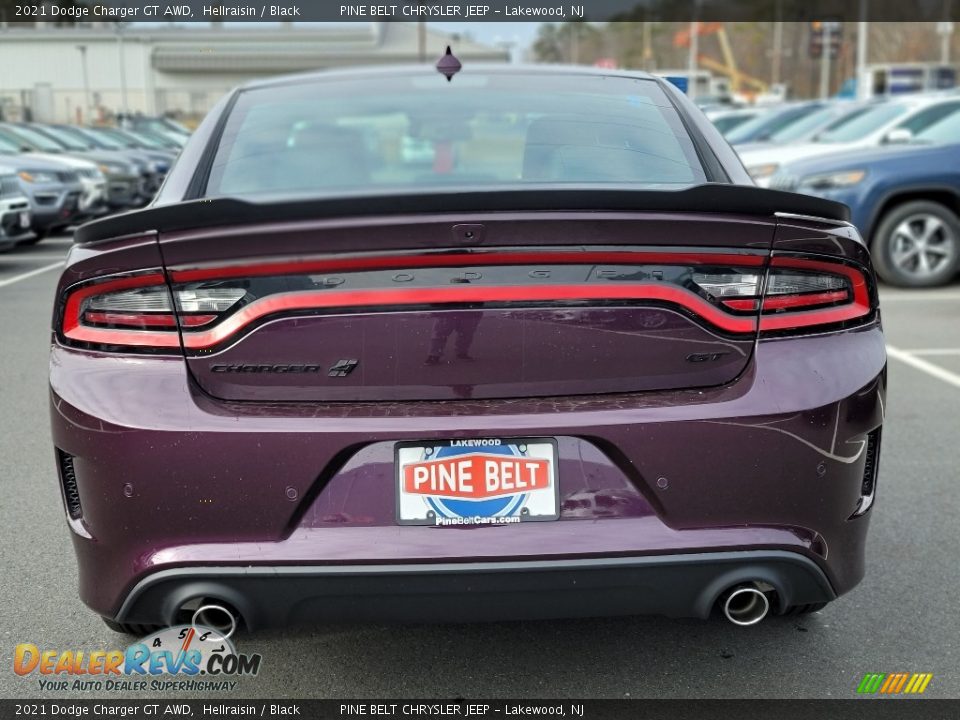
[49,64,885,633]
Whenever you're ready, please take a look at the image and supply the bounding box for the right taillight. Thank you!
[720,256,873,335]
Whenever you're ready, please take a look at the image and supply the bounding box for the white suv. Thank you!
[739,95,960,186]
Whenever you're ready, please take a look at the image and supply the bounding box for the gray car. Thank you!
[20,124,144,211]
[46,125,162,203]
[0,124,108,219]
[75,126,175,196]
[0,134,82,239]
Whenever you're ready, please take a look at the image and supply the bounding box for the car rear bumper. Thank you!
[114,551,835,629]
[50,325,886,623]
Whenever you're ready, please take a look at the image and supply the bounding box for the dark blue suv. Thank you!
[771,116,960,287]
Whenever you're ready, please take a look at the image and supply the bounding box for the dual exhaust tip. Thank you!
[720,584,772,626]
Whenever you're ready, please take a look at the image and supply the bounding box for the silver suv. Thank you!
[0,167,33,251]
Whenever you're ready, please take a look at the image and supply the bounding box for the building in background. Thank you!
[0,23,509,125]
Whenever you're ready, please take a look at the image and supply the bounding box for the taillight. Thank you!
[700,257,872,335]
[59,272,246,351]
[58,250,876,352]
[758,257,873,334]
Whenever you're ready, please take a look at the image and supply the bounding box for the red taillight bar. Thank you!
[82,312,218,328]
[83,311,179,328]
[723,289,850,312]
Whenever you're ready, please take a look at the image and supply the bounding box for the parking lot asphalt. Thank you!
[1,234,958,700]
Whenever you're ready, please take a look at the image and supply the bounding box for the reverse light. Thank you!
[175,287,246,313]
[691,272,761,297]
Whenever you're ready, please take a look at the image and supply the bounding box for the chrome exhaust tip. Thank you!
[191,603,237,639]
[721,585,771,626]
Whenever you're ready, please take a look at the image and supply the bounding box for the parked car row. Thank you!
[706,93,960,286]
[0,120,184,250]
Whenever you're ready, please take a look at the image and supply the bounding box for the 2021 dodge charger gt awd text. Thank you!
[49,63,886,634]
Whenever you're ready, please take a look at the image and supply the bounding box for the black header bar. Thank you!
[5,1,960,23]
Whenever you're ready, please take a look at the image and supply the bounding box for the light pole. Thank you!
[687,21,699,101]
[938,21,954,64]
[115,23,128,118]
[856,13,869,98]
[686,0,702,101]
[771,22,783,86]
[642,21,653,71]
[76,45,91,123]
[771,0,783,86]
[818,23,836,100]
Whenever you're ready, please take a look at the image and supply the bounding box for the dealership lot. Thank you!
[1,236,958,699]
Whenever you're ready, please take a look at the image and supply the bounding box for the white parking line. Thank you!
[904,349,960,356]
[0,261,63,289]
[886,345,960,390]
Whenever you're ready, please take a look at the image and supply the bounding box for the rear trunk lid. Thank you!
[157,210,775,402]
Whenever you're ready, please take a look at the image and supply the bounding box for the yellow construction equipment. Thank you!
[674,22,769,97]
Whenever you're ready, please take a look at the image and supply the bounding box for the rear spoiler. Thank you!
[74,184,850,245]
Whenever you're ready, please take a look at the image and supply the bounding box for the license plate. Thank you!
[19,212,30,229]
[396,438,559,526]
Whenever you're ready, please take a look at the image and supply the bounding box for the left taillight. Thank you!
[58,272,245,351]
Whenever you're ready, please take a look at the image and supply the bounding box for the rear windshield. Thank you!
[205,72,708,199]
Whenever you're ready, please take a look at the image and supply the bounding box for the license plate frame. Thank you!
[395,437,560,526]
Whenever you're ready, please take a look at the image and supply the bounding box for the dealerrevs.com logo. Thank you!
[14,624,262,692]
